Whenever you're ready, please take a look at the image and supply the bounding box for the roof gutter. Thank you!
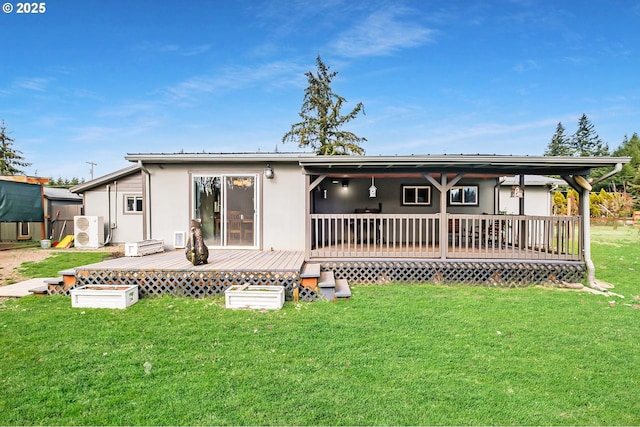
[590,162,623,186]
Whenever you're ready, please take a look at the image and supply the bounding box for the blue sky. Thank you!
[1,0,639,181]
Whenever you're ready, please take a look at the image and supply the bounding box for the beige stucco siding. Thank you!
[499,186,553,216]
[82,173,145,244]
[146,161,306,251]
[261,163,306,251]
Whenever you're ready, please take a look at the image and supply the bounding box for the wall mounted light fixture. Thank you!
[342,179,349,189]
[369,176,377,198]
[264,163,274,179]
[510,185,524,198]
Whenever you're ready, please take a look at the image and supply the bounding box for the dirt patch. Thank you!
[0,245,123,285]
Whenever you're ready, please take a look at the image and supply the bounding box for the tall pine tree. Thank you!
[0,120,31,175]
[544,122,572,156]
[570,114,609,156]
[283,55,366,155]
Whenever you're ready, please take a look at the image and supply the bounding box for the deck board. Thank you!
[75,249,305,273]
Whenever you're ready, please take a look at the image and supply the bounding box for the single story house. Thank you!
[71,152,629,288]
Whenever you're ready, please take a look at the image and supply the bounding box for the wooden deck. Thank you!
[78,249,306,273]
[64,250,307,299]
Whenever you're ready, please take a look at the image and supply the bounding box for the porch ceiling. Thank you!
[299,154,630,177]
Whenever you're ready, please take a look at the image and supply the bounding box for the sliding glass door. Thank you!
[193,174,258,248]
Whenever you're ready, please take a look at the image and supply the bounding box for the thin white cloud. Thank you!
[331,6,435,58]
[182,44,212,56]
[384,116,566,155]
[513,59,539,73]
[14,77,53,91]
[70,126,119,143]
[134,41,212,56]
[162,61,305,103]
[70,118,162,143]
[98,104,154,119]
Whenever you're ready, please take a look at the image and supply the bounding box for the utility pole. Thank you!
[86,161,97,180]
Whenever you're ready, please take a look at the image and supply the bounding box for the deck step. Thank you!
[300,263,321,278]
[58,269,76,277]
[44,277,63,285]
[317,271,336,301]
[335,279,351,299]
[318,271,335,288]
[28,285,49,295]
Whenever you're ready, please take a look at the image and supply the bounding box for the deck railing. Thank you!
[309,213,582,261]
[447,214,582,261]
[310,214,440,258]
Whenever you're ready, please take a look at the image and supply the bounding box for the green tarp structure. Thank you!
[0,180,44,222]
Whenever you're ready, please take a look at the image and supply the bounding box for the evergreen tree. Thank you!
[612,132,640,209]
[612,133,640,184]
[544,122,572,156]
[283,55,366,155]
[47,176,85,189]
[570,114,609,156]
[0,120,31,175]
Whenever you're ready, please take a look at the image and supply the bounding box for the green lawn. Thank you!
[0,227,638,425]
[16,251,113,278]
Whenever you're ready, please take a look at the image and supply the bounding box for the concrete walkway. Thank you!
[0,278,54,297]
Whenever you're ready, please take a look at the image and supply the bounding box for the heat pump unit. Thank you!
[74,216,105,248]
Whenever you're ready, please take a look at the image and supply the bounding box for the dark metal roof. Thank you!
[121,152,629,178]
[70,164,142,194]
[125,152,316,163]
[44,187,83,202]
[298,154,631,176]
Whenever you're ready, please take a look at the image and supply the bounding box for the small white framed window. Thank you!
[124,195,143,213]
[402,185,431,206]
[449,186,478,206]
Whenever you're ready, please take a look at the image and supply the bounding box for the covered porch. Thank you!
[301,155,628,286]
[309,213,581,261]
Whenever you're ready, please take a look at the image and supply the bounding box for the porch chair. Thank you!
[227,212,243,242]
[448,218,465,244]
[486,219,505,248]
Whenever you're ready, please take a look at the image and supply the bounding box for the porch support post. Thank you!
[519,174,527,249]
[580,185,595,288]
[305,174,312,260]
[424,173,463,259]
[563,174,597,289]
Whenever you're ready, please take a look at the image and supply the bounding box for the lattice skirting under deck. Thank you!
[319,260,586,286]
[61,269,307,300]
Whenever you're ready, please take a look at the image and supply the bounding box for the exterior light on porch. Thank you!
[342,179,349,189]
[510,185,524,198]
[369,176,377,198]
[264,164,274,179]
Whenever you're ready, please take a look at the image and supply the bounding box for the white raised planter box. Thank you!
[225,284,284,310]
[71,285,139,309]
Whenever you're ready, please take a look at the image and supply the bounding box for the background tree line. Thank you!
[545,114,640,210]
[1,120,85,188]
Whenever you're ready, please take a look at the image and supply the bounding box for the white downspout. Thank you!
[139,160,151,240]
[105,184,112,245]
